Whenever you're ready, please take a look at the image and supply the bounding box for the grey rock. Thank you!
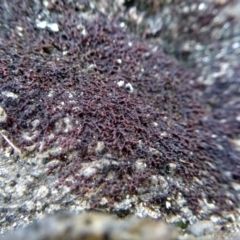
[1,213,178,240]
[230,231,240,240]
[187,220,214,237]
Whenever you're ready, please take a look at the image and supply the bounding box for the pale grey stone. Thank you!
[187,220,214,237]
[1,213,179,240]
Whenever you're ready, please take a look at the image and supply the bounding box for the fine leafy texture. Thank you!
[0,0,239,215]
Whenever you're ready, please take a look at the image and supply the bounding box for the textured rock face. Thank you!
[1,213,178,240]
[1,212,240,240]
[0,0,240,239]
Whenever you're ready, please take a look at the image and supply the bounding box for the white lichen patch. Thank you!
[16,26,23,32]
[158,175,169,190]
[149,147,162,156]
[62,50,68,56]
[117,80,125,87]
[198,3,206,11]
[95,141,105,153]
[193,177,204,185]
[134,159,147,172]
[125,82,134,92]
[31,119,40,129]
[150,175,159,185]
[43,0,49,8]
[114,196,137,211]
[160,131,168,137]
[54,117,73,133]
[106,171,115,181]
[86,64,96,71]
[0,107,7,123]
[35,20,59,32]
[4,184,15,194]
[76,158,116,178]
[176,193,187,208]
[199,198,217,212]
[231,182,240,191]
[232,42,240,49]
[135,202,161,219]
[117,59,122,64]
[35,186,49,200]
[47,90,55,98]
[119,22,125,28]
[63,117,73,133]
[2,91,18,99]
[166,201,171,209]
[48,133,55,141]
[181,207,196,224]
[230,138,240,151]
[81,166,97,178]
[48,146,63,157]
[47,23,59,32]
[168,163,177,175]
[99,197,108,206]
[14,184,27,198]
[81,28,87,36]
[21,131,39,142]
[24,200,36,212]
[36,20,47,29]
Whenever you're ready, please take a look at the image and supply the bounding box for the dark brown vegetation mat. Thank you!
[0,0,239,216]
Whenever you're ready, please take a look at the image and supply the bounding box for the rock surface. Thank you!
[1,212,178,240]
[1,212,240,240]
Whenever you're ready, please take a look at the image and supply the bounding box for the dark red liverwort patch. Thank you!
[0,0,239,214]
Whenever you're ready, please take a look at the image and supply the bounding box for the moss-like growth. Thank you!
[0,0,239,216]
